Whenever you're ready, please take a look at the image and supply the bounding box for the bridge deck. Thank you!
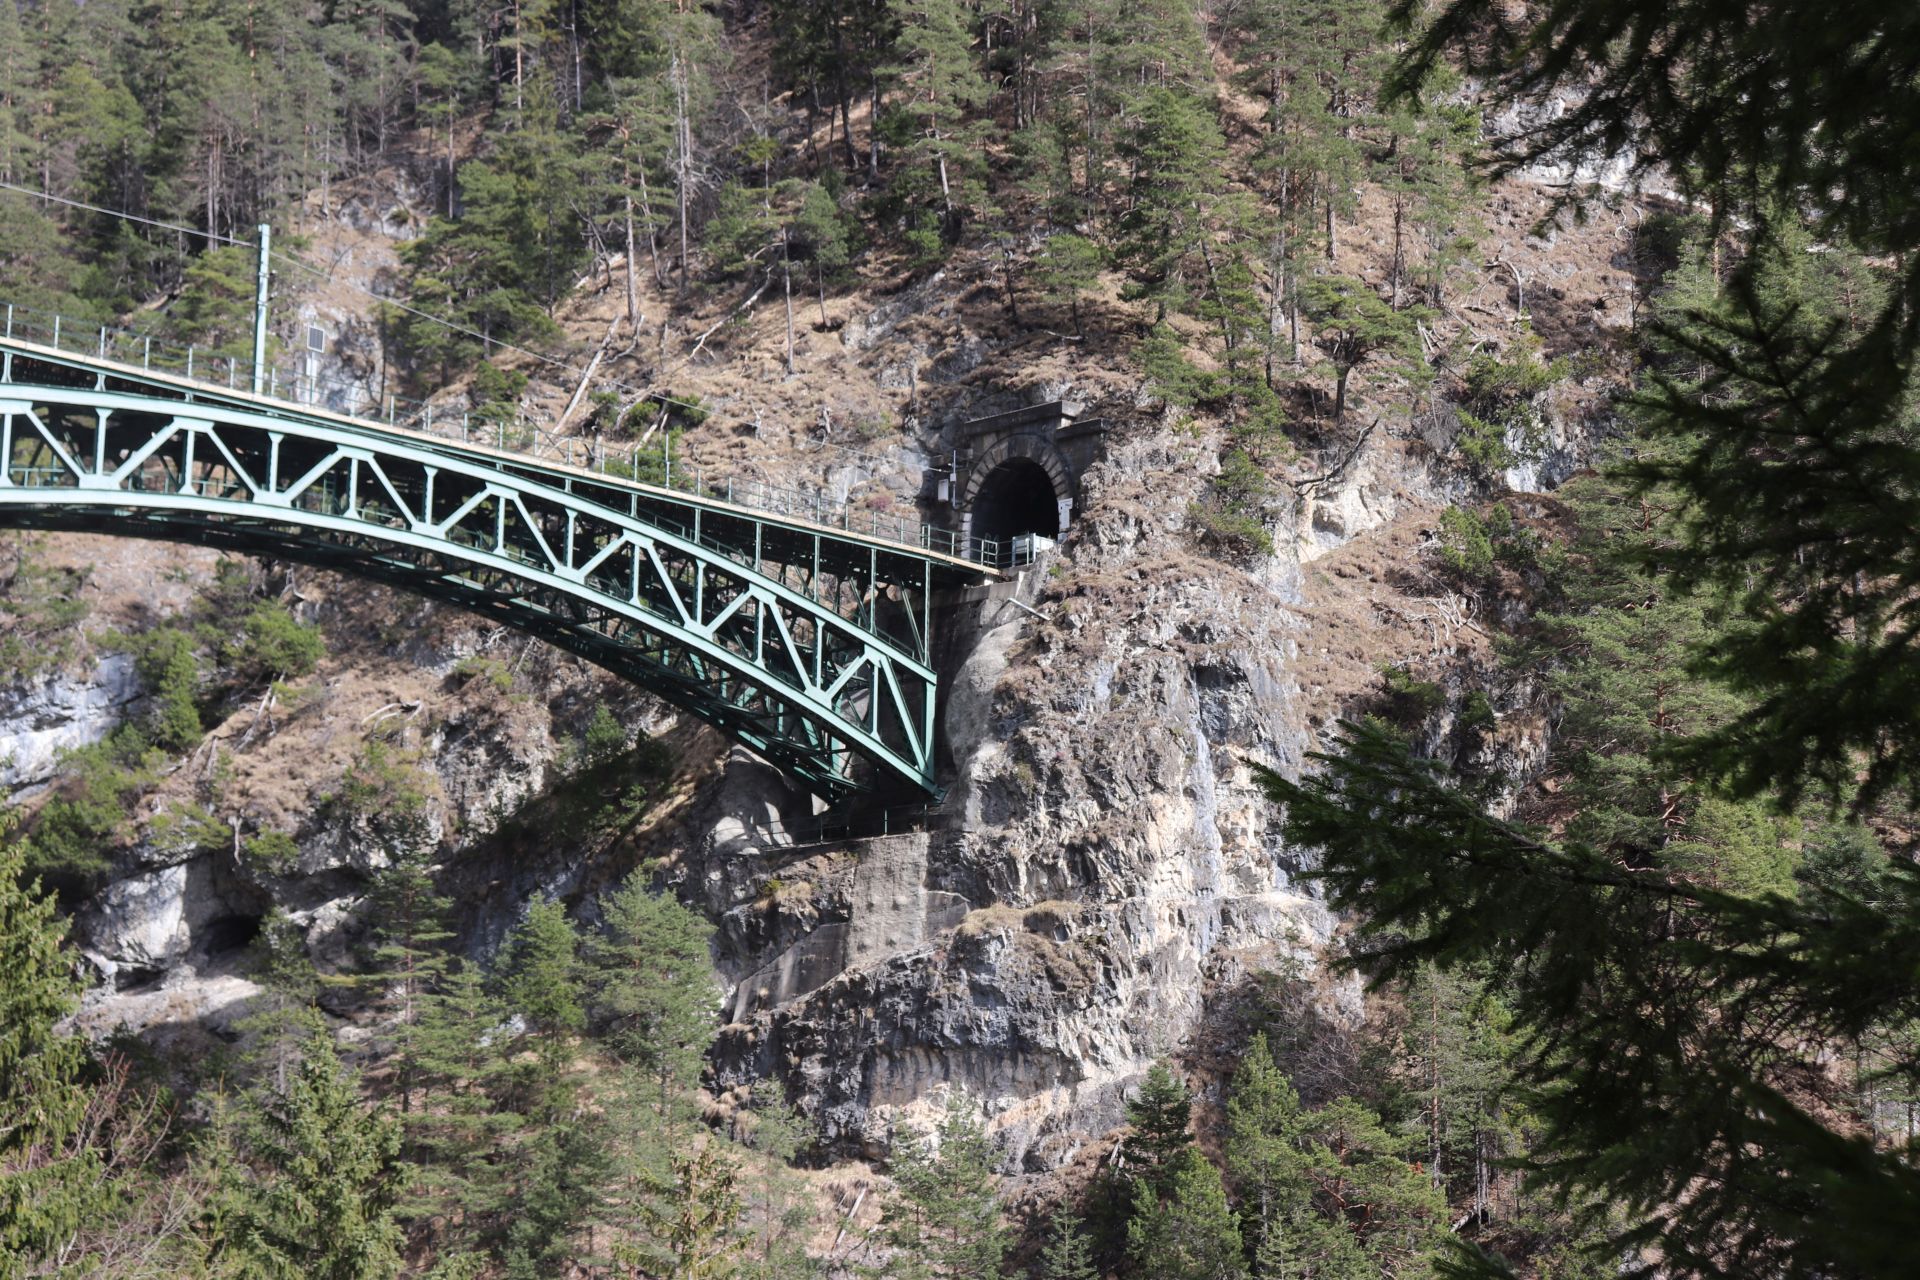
[0,333,1003,587]
[0,334,1002,799]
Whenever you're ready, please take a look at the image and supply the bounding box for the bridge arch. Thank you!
[957,435,1074,555]
[0,341,991,799]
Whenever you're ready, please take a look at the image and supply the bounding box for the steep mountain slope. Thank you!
[0,0,1647,1247]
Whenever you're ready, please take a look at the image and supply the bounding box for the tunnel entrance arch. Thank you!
[945,400,1107,564]
[956,435,1075,562]
[970,457,1063,546]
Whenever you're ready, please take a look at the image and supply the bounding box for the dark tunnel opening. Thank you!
[970,458,1062,551]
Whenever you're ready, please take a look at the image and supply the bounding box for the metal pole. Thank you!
[251,223,270,394]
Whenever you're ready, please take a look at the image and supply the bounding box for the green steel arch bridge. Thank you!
[0,312,1008,802]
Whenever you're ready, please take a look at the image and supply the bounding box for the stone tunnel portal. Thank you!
[969,457,1065,549]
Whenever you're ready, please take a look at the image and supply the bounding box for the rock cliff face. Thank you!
[0,655,142,795]
[687,418,1517,1171]
[9,373,1569,1172]
[7,161,1617,1172]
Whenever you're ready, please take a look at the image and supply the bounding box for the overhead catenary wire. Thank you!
[0,178,927,470]
[5,176,692,409]
[0,179,255,247]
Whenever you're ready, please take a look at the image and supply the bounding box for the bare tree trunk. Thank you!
[1325,178,1337,261]
[570,0,583,111]
[1429,983,1443,1191]
[638,167,665,287]
[782,227,795,376]
[1266,235,1285,387]
[512,0,524,113]
[869,72,882,179]
[1390,191,1407,309]
[1001,241,1021,327]
[672,49,692,296]
[1475,1131,1490,1221]
[624,190,640,333]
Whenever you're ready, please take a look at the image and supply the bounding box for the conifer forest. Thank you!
[2,0,1918,1277]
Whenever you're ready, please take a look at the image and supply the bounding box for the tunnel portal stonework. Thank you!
[948,401,1108,551]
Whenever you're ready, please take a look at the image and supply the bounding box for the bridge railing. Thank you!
[0,301,1041,570]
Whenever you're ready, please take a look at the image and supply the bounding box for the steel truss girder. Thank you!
[0,382,946,799]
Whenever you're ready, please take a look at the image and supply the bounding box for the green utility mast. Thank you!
[252,223,270,395]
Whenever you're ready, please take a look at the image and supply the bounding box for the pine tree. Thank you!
[616,1143,746,1280]
[734,1084,820,1280]
[1037,1212,1099,1280]
[1222,1031,1445,1276]
[351,847,456,1116]
[1265,719,1920,1278]
[240,908,325,1096]
[887,0,992,261]
[496,897,585,1110]
[416,43,472,219]
[239,1030,406,1280]
[1398,967,1515,1222]
[500,1114,614,1280]
[880,1094,1009,1279]
[1387,0,1920,823]
[1123,1061,1194,1193]
[1297,275,1427,423]
[1375,84,1480,311]
[589,871,717,1128]
[1033,232,1104,337]
[1224,1033,1313,1268]
[1294,1098,1443,1275]
[1518,420,1790,891]
[131,622,204,752]
[1125,1148,1247,1280]
[0,828,103,1277]
[392,76,583,379]
[1111,85,1229,325]
[408,958,520,1244]
[789,179,853,327]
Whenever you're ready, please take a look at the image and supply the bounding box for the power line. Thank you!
[1,177,639,393]
[272,243,921,468]
[0,180,254,247]
[265,248,631,393]
[0,180,924,470]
